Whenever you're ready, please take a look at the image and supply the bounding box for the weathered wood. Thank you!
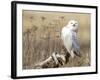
[34,52,67,69]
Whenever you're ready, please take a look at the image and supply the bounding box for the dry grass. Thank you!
[22,11,91,69]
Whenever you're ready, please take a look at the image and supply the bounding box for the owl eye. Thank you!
[75,23,77,24]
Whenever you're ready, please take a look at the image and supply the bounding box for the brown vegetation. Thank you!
[22,11,90,69]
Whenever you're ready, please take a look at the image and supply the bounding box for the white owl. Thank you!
[61,20,80,58]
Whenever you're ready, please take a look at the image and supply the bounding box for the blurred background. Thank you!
[22,10,90,69]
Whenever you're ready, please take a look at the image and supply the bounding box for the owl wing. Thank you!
[72,31,80,56]
[61,27,73,53]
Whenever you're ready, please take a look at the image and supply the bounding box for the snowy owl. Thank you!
[61,20,80,58]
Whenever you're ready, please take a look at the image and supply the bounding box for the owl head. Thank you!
[67,20,79,32]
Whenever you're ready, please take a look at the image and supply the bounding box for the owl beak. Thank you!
[73,24,76,27]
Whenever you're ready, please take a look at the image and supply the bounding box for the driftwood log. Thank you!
[34,50,70,69]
